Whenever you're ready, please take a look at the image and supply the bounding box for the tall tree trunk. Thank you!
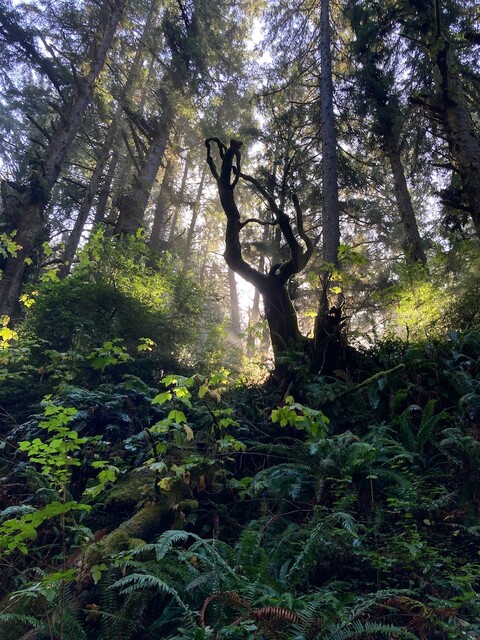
[0,0,126,318]
[183,164,206,272]
[435,56,480,235]
[168,152,190,243]
[319,0,340,266]
[313,0,344,373]
[59,116,119,277]
[149,132,182,253]
[115,110,174,236]
[41,0,127,190]
[246,224,268,356]
[60,0,161,272]
[228,268,241,336]
[95,147,119,224]
[149,155,176,252]
[385,140,427,266]
[418,0,480,236]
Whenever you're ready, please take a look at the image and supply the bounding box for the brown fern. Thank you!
[199,591,319,637]
[384,596,458,640]
[251,606,302,626]
[199,590,250,627]
[233,605,303,637]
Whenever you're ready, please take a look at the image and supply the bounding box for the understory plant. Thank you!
[0,332,479,639]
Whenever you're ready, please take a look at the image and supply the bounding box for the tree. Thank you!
[206,137,354,377]
[398,0,480,237]
[0,0,127,318]
[347,0,427,266]
[319,0,340,268]
[58,0,163,277]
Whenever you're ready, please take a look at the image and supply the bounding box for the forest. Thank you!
[0,0,479,638]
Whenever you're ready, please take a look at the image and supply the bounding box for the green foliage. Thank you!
[0,230,21,261]
[18,403,86,488]
[383,243,480,339]
[271,395,330,437]
[0,399,119,557]
[144,370,247,494]
[22,230,233,379]
[0,314,17,346]
[1,326,480,639]
[86,339,132,372]
[0,501,90,554]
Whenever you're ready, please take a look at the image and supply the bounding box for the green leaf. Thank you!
[91,563,107,585]
[152,391,172,404]
[168,409,187,424]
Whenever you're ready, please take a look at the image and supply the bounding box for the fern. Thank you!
[287,512,359,584]
[322,620,419,640]
[416,402,447,453]
[251,463,312,500]
[151,529,195,560]
[0,613,41,625]
[95,571,131,640]
[114,572,180,596]
[59,610,88,640]
[96,595,145,640]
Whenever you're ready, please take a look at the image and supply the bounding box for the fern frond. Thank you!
[186,572,212,594]
[250,604,301,626]
[323,620,419,640]
[0,613,41,627]
[199,591,250,627]
[114,572,175,596]
[153,529,196,560]
[329,512,358,536]
[112,572,194,623]
[417,408,447,453]
[58,610,88,640]
[187,540,244,585]
[348,588,415,619]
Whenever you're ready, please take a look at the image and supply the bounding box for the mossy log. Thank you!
[79,494,198,584]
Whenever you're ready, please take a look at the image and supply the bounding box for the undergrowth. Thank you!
[0,330,479,639]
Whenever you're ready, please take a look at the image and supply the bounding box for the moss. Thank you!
[101,502,171,553]
[102,468,156,510]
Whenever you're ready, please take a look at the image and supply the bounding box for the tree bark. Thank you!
[419,0,480,236]
[0,0,127,318]
[319,0,340,267]
[115,111,174,236]
[247,224,269,356]
[59,116,119,277]
[42,0,127,190]
[205,138,314,373]
[183,164,207,271]
[168,151,190,243]
[149,154,176,252]
[313,0,345,372]
[385,141,427,266]
[60,0,162,273]
[436,55,480,236]
[94,147,119,224]
[228,268,242,336]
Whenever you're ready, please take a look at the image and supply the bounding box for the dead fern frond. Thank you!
[233,605,304,636]
[199,591,251,627]
[251,605,302,626]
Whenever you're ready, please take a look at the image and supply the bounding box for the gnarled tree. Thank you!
[206,138,350,377]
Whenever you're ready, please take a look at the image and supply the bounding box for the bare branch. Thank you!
[240,217,277,229]
[292,192,314,255]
